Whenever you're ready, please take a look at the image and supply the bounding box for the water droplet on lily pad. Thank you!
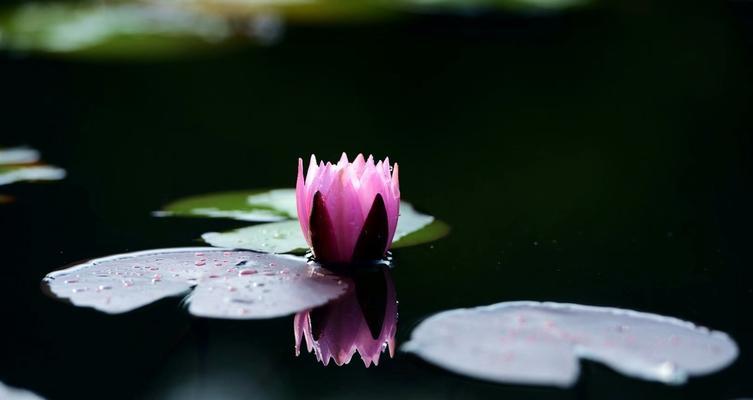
[403,301,738,387]
[43,247,347,319]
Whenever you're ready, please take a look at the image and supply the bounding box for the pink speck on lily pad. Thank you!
[403,301,738,387]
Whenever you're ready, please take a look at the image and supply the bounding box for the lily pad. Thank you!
[0,165,66,186]
[158,189,296,222]
[403,301,738,387]
[203,220,306,253]
[391,0,592,13]
[159,0,392,23]
[161,188,448,251]
[43,247,347,319]
[0,3,240,60]
[201,201,445,253]
[0,147,40,165]
[0,381,44,400]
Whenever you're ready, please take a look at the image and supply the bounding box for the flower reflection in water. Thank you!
[294,266,397,367]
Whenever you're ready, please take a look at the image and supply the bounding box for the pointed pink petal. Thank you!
[296,158,311,245]
[352,153,367,178]
[337,152,349,168]
[305,154,319,186]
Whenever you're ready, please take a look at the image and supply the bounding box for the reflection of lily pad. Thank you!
[43,247,348,319]
[201,200,445,252]
[403,301,738,387]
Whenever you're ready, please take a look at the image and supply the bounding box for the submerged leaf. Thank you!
[403,301,738,387]
[43,247,347,319]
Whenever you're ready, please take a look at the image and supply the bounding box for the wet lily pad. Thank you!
[0,165,66,186]
[403,301,738,387]
[0,381,44,400]
[201,201,444,253]
[43,247,347,319]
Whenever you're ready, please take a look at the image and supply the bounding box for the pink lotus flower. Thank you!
[296,153,400,265]
[294,268,397,367]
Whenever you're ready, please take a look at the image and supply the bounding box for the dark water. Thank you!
[1,2,753,399]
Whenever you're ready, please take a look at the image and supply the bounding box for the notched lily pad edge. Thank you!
[40,246,228,309]
[402,301,739,387]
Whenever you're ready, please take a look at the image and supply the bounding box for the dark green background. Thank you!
[1,1,752,398]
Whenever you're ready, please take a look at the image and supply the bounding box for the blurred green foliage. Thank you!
[0,0,593,59]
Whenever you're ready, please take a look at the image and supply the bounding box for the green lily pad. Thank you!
[0,1,395,60]
[158,189,296,222]
[202,220,306,253]
[391,219,450,249]
[162,188,449,251]
[166,0,393,23]
[201,201,448,253]
[391,0,591,13]
[0,2,240,60]
[0,165,66,186]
